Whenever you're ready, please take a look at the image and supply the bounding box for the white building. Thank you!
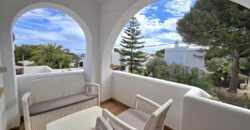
[164,44,207,71]
[111,52,121,66]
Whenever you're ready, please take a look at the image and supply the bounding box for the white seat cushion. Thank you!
[29,92,97,116]
[117,108,149,130]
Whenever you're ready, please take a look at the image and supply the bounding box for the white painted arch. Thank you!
[0,0,250,129]
[12,2,92,75]
[101,0,250,71]
[100,0,156,101]
[100,0,250,99]
[12,2,91,39]
[4,1,95,129]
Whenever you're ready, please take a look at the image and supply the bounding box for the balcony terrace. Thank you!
[14,99,173,130]
[0,0,250,130]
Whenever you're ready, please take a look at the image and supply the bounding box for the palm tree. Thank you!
[31,43,72,68]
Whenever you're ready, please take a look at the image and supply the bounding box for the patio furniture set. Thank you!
[22,75,173,130]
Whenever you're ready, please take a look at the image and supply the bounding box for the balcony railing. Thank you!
[16,70,250,130]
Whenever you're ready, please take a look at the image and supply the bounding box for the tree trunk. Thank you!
[130,47,133,73]
[228,50,240,93]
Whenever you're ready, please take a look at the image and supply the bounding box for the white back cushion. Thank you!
[61,75,85,96]
[31,78,63,103]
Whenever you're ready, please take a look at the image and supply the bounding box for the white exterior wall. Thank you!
[0,12,20,128]
[112,71,210,130]
[99,0,156,101]
[0,1,100,128]
[0,50,7,130]
[0,93,6,130]
[23,66,53,74]
[186,50,205,70]
[111,52,121,65]
[112,71,250,130]
[0,0,249,129]
[164,46,206,70]
[181,90,250,130]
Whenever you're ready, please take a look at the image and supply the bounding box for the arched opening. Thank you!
[111,0,196,72]
[107,0,250,110]
[13,8,86,74]
[0,0,249,130]
[1,2,92,128]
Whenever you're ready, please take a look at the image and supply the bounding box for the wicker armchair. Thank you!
[117,95,173,130]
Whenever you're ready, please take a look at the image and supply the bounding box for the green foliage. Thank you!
[177,0,250,91]
[210,60,231,87]
[206,58,228,72]
[213,61,231,79]
[155,49,165,58]
[53,53,73,68]
[14,45,41,64]
[146,57,166,77]
[15,44,76,69]
[240,58,250,75]
[209,96,220,101]
[146,57,212,91]
[241,93,250,109]
[120,17,147,73]
[114,48,120,53]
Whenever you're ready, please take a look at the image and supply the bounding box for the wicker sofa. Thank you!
[22,75,100,130]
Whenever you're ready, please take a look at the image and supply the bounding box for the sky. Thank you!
[13,0,196,55]
[13,8,86,55]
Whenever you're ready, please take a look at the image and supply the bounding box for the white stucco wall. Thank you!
[23,66,53,74]
[0,0,249,129]
[112,71,250,130]
[0,93,6,130]
[0,13,20,128]
[232,0,250,8]
[181,91,250,130]
[100,0,156,101]
[0,50,7,130]
[111,52,121,65]
[0,1,99,128]
[112,71,210,130]
[164,46,206,70]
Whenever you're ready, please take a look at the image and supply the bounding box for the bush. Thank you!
[241,93,250,109]
[205,58,228,72]
[210,61,231,87]
[146,58,213,91]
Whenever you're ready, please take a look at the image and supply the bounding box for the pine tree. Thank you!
[177,0,250,92]
[120,17,147,73]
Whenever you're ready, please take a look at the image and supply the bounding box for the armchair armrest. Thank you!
[102,109,137,130]
[133,94,161,114]
[22,92,32,130]
[96,116,113,130]
[85,82,100,106]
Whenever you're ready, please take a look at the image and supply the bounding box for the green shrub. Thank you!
[241,93,250,109]
[146,59,213,92]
